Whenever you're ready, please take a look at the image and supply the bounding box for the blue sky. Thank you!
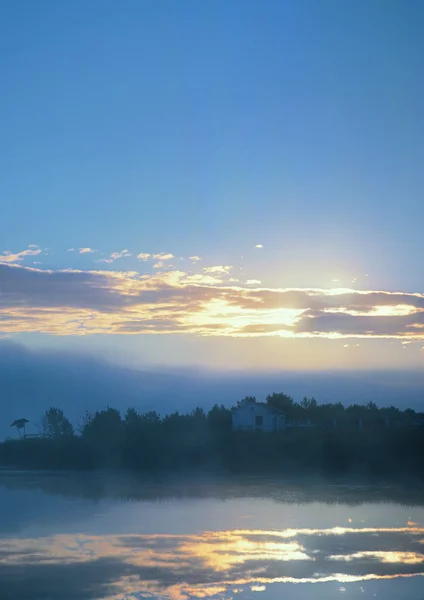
[1,0,423,370]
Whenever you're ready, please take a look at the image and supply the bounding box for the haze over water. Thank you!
[1,472,424,600]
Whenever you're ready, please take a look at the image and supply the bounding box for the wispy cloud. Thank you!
[1,263,424,340]
[0,246,41,264]
[97,250,132,263]
[110,249,131,260]
[79,248,96,254]
[137,253,151,261]
[67,248,75,252]
[189,256,201,262]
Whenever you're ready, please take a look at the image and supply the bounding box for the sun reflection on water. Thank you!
[1,526,424,599]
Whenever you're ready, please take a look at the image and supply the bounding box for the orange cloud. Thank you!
[1,263,424,339]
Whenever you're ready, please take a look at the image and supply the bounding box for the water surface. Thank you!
[0,472,424,599]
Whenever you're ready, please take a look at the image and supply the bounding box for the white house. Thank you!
[232,401,286,432]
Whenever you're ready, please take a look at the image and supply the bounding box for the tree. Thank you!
[266,393,295,416]
[317,402,345,420]
[77,410,94,435]
[191,407,206,423]
[82,407,123,444]
[124,407,141,430]
[42,407,74,438]
[300,397,317,411]
[404,408,416,419]
[236,396,257,409]
[140,410,161,425]
[208,404,232,430]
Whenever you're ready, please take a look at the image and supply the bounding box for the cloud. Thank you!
[189,256,201,262]
[153,253,174,261]
[203,266,233,274]
[255,244,263,249]
[137,252,174,262]
[1,263,424,339]
[79,248,96,254]
[0,247,41,264]
[110,249,131,260]
[67,248,75,252]
[97,250,132,264]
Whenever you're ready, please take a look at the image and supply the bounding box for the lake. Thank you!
[0,472,424,599]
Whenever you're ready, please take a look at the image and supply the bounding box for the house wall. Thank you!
[232,404,286,432]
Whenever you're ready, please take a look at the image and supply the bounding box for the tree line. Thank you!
[1,393,424,479]
[19,392,424,440]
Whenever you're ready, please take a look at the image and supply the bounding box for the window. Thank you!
[255,415,263,426]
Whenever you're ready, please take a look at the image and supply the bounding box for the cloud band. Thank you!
[0,263,423,339]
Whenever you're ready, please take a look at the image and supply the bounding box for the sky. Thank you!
[1,0,424,372]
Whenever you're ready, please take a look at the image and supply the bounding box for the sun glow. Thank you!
[184,299,305,336]
[1,262,424,340]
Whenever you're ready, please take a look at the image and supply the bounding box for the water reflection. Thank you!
[2,472,424,599]
[1,526,424,599]
[1,470,424,507]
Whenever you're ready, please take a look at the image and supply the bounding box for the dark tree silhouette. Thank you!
[236,396,257,408]
[2,394,424,479]
[266,392,295,417]
[42,408,74,439]
[82,407,123,443]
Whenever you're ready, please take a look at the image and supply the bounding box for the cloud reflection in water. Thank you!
[1,527,424,599]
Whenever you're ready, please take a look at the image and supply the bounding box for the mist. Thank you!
[1,341,423,440]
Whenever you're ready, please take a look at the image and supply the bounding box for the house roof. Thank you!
[11,418,29,427]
